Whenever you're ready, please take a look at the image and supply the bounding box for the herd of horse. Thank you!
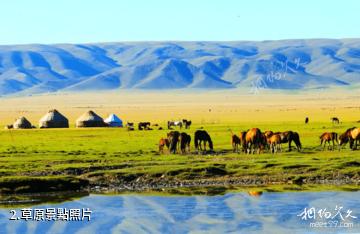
[320,127,360,150]
[126,119,192,131]
[158,126,360,155]
[159,130,213,154]
[229,129,302,154]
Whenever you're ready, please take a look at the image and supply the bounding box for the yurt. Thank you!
[104,114,123,127]
[76,110,106,127]
[39,109,69,128]
[13,117,32,129]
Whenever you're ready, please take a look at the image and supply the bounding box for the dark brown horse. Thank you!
[138,122,151,130]
[239,131,248,152]
[245,128,263,154]
[167,131,180,154]
[126,122,135,131]
[331,117,340,124]
[182,119,192,129]
[231,134,241,153]
[319,132,338,150]
[158,138,170,154]
[275,131,302,151]
[194,130,213,153]
[179,132,191,154]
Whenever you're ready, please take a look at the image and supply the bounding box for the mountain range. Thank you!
[0,39,359,95]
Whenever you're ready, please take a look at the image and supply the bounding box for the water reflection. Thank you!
[0,191,359,234]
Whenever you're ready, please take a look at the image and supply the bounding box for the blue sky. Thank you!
[1,0,359,44]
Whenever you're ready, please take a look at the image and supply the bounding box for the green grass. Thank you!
[0,121,359,193]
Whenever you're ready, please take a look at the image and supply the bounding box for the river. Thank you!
[0,191,359,233]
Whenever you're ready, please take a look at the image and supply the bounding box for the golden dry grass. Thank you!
[0,88,359,127]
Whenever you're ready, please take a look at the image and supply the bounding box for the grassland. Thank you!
[0,89,359,194]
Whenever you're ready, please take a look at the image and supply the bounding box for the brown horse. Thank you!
[263,130,274,151]
[179,132,191,154]
[319,132,338,150]
[182,119,192,129]
[267,133,282,153]
[194,130,213,153]
[245,128,262,154]
[167,131,180,154]
[264,130,274,138]
[339,127,360,150]
[158,138,170,154]
[275,131,302,151]
[138,122,151,130]
[231,134,241,153]
[239,131,248,152]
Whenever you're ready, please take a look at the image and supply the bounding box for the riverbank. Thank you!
[0,91,359,195]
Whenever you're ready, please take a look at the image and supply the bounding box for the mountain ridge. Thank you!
[0,39,359,95]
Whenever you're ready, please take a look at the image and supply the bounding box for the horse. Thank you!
[182,119,192,129]
[264,130,274,138]
[245,128,263,154]
[126,122,135,131]
[228,129,241,153]
[4,124,13,129]
[331,117,340,124]
[138,122,151,130]
[194,130,213,153]
[319,132,338,150]
[263,130,274,151]
[338,131,350,149]
[339,127,360,150]
[231,134,241,153]
[239,131,248,152]
[179,132,191,154]
[267,133,282,153]
[167,131,180,154]
[275,131,302,152]
[158,138,170,154]
[168,121,182,129]
[305,117,309,124]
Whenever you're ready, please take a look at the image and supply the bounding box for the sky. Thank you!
[1,0,359,45]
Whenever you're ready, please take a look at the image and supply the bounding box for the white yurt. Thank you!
[104,114,123,127]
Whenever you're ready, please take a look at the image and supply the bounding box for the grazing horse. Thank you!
[126,122,135,131]
[267,133,282,153]
[331,117,340,124]
[231,134,241,153]
[182,119,192,129]
[138,122,151,130]
[179,132,191,154]
[305,117,309,124]
[158,138,170,154]
[339,127,360,150]
[275,131,302,152]
[194,130,213,153]
[263,130,274,151]
[167,131,180,154]
[245,128,263,154]
[239,131,248,152]
[168,121,182,129]
[264,130,274,138]
[319,132,338,150]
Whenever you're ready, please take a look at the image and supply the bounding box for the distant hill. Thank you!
[0,39,359,95]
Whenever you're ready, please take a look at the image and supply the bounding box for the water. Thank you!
[0,191,359,234]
